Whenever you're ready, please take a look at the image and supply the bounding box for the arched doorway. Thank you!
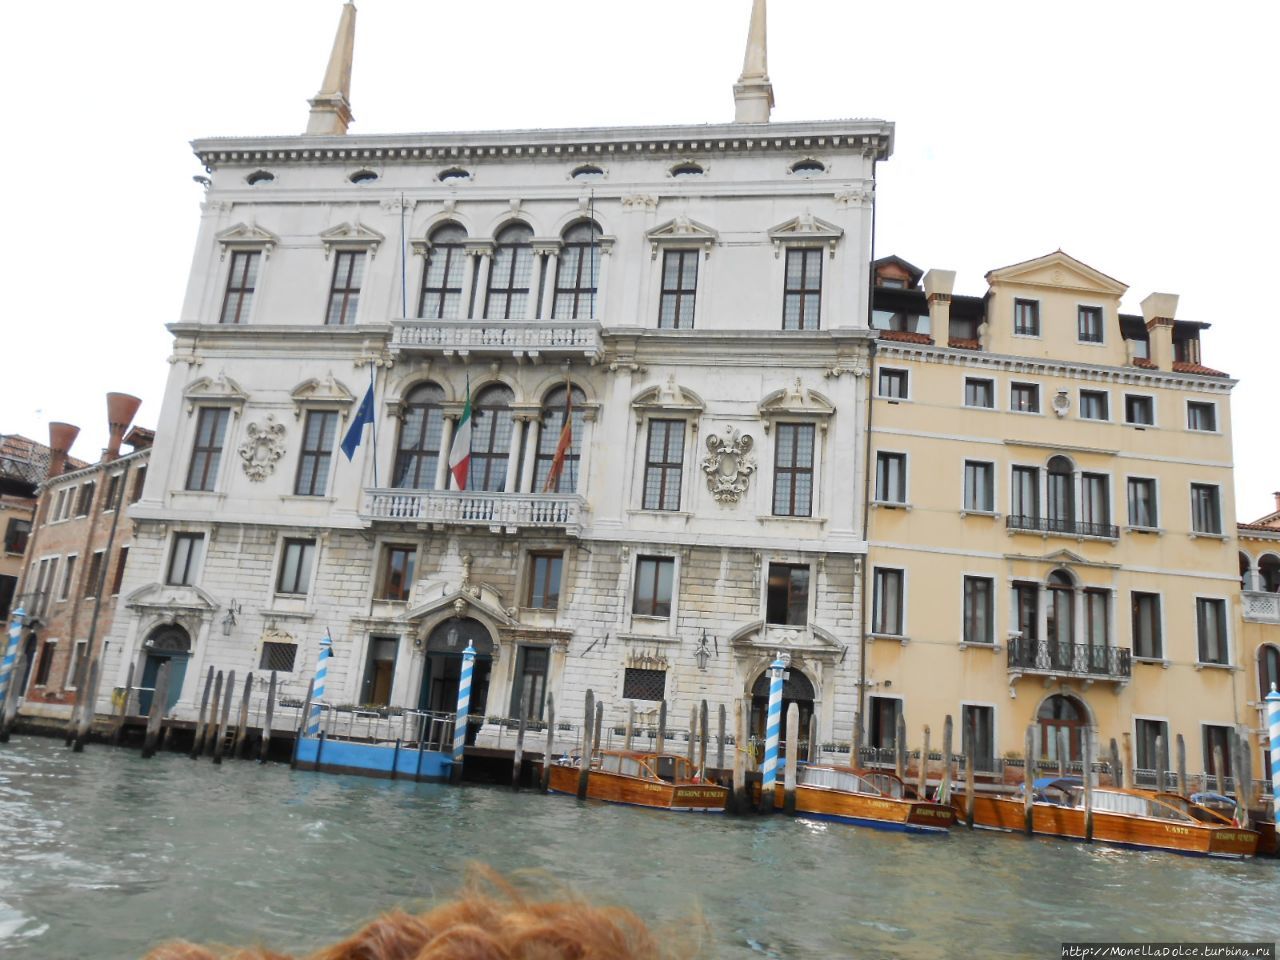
[418,617,493,745]
[138,625,191,715]
[750,664,815,757]
[1037,694,1087,763]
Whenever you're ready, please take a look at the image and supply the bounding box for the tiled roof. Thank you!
[0,434,88,486]
[1171,360,1229,378]
[878,330,933,345]
[948,337,981,350]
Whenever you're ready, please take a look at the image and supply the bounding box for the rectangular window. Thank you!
[1196,598,1228,664]
[59,555,77,600]
[868,696,901,751]
[4,518,31,554]
[1131,592,1162,659]
[66,640,88,690]
[1084,589,1109,648]
[1125,395,1154,426]
[875,452,907,504]
[622,667,667,702]
[872,567,904,636]
[1010,382,1039,413]
[75,482,95,517]
[1187,401,1217,432]
[766,563,809,626]
[1190,483,1222,535]
[1080,473,1110,527]
[1203,726,1233,778]
[104,474,121,511]
[360,636,399,707]
[1127,477,1158,528]
[33,640,56,686]
[782,248,822,330]
[1013,299,1040,336]
[511,646,550,719]
[964,378,994,409]
[1135,719,1169,772]
[294,410,339,497]
[1011,466,1039,519]
[878,368,909,399]
[379,545,416,602]
[772,423,815,517]
[220,250,260,325]
[166,533,204,586]
[326,250,365,325]
[1077,306,1104,343]
[1014,581,1039,642]
[83,551,104,599]
[642,419,685,511]
[186,407,230,492]
[259,641,298,672]
[963,705,995,771]
[276,538,316,596]
[658,249,698,329]
[633,556,674,618]
[526,551,563,610]
[963,576,994,645]
[111,546,129,596]
[1079,390,1109,421]
[963,461,994,512]
[131,465,147,503]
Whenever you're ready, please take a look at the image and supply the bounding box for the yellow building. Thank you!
[863,251,1247,782]
[1237,497,1280,784]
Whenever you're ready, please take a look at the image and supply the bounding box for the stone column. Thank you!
[505,419,525,493]
[459,249,481,320]
[540,252,560,319]
[593,245,612,321]
[472,251,493,319]
[436,416,456,491]
[520,418,541,492]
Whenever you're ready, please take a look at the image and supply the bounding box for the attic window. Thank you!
[571,164,605,181]
[349,170,379,184]
[670,162,705,178]
[246,170,275,186]
[790,159,826,176]
[438,168,472,182]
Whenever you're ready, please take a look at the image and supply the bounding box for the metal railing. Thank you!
[1006,514,1119,540]
[1008,637,1132,679]
[361,489,585,532]
[391,319,602,360]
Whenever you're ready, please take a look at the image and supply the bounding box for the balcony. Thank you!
[14,591,50,621]
[1008,637,1131,683]
[362,489,585,535]
[1242,591,1280,624]
[390,319,602,362]
[1006,514,1118,540]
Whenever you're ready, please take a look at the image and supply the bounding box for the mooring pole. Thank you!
[731,699,745,815]
[213,670,235,764]
[1176,733,1188,797]
[71,657,103,752]
[895,710,907,783]
[1155,734,1167,794]
[205,671,224,758]
[717,702,727,774]
[1110,737,1122,788]
[234,673,253,759]
[593,700,604,761]
[449,642,476,785]
[0,649,28,742]
[624,701,634,752]
[964,714,976,829]
[698,699,709,776]
[191,666,214,758]
[540,692,555,794]
[917,725,931,801]
[512,693,528,791]
[1083,732,1095,843]
[111,662,134,747]
[577,689,595,800]
[290,678,314,771]
[259,671,277,763]
[758,653,787,815]
[141,662,170,759]
[656,699,667,756]
[687,704,697,765]
[939,714,953,807]
[1024,724,1036,836]
[783,702,799,815]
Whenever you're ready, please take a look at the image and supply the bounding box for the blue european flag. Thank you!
[341,385,375,460]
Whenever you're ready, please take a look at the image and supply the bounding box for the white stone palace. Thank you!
[99,0,891,746]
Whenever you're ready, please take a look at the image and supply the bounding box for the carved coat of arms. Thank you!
[702,426,757,504]
[239,416,286,481]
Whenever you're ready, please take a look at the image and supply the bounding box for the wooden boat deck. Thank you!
[542,750,728,812]
[771,765,956,834]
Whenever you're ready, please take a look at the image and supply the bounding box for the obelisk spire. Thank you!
[305,2,356,136]
[733,0,774,123]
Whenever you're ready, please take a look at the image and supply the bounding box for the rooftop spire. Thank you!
[733,0,774,123]
[305,2,356,136]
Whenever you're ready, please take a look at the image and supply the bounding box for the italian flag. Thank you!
[448,378,472,489]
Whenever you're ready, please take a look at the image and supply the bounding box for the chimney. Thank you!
[1140,292,1178,370]
[922,269,956,341]
[105,393,142,461]
[47,422,79,479]
[1274,491,1280,513]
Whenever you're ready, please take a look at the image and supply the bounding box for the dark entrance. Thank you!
[418,617,493,745]
[750,664,815,757]
[138,625,191,715]
[1038,693,1086,763]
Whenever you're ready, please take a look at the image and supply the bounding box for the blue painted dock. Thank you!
[294,735,452,782]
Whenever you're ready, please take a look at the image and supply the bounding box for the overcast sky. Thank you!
[2,0,1276,518]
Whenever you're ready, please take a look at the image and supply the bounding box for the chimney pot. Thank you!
[105,393,142,461]
[1139,292,1178,370]
[47,422,80,479]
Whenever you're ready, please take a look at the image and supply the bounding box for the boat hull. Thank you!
[960,794,1259,857]
[543,763,728,812]
[770,783,955,834]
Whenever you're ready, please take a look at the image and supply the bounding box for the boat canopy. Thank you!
[1190,792,1236,807]
[1033,776,1082,791]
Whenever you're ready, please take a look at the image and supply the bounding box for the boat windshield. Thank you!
[797,766,878,795]
[647,755,693,784]
[1072,788,1196,822]
[598,753,646,778]
[862,772,905,799]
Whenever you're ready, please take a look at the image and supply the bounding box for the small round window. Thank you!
[349,169,379,184]
[670,162,705,178]
[571,164,605,181]
[246,170,275,185]
[438,167,472,183]
[790,159,826,176]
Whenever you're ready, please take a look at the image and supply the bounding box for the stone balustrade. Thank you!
[362,488,585,534]
[391,319,602,361]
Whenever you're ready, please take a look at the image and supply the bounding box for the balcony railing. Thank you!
[1008,637,1131,680]
[1006,514,1118,540]
[362,489,585,534]
[1242,591,1280,624]
[391,319,602,361]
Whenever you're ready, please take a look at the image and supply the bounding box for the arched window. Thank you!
[485,223,534,319]
[1037,694,1086,763]
[469,384,515,492]
[1046,570,1074,657]
[1046,456,1074,531]
[419,223,467,319]
[1260,644,1280,698]
[534,384,587,493]
[553,221,602,320]
[393,383,445,489]
[1260,554,1280,592]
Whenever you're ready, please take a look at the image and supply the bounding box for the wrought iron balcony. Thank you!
[390,319,602,362]
[362,489,585,534]
[1007,636,1131,681]
[1242,591,1280,624]
[1005,514,1118,540]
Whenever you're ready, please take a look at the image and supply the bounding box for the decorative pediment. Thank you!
[767,212,843,258]
[124,581,219,614]
[632,376,705,423]
[728,620,845,658]
[320,221,385,259]
[402,586,517,628]
[985,250,1128,297]
[290,374,356,420]
[184,371,248,415]
[215,222,279,260]
[758,379,834,430]
[1043,548,1088,565]
[645,216,719,259]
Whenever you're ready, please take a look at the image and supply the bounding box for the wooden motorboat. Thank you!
[768,765,955,834]
[1189,792,1278,857]
[959,777,1259,858]
[541,750,728,812]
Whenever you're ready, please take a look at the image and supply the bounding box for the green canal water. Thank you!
[1,738,1277,959]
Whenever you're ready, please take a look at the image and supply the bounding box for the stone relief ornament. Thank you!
[238,415,286,481]
[702,426,757,504]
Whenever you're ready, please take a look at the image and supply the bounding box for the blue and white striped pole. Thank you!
[306,631,333,737]
[452,642,477,778]
[759,652,788,810]
[0,607,24,707]
[1267,683,1280,814]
